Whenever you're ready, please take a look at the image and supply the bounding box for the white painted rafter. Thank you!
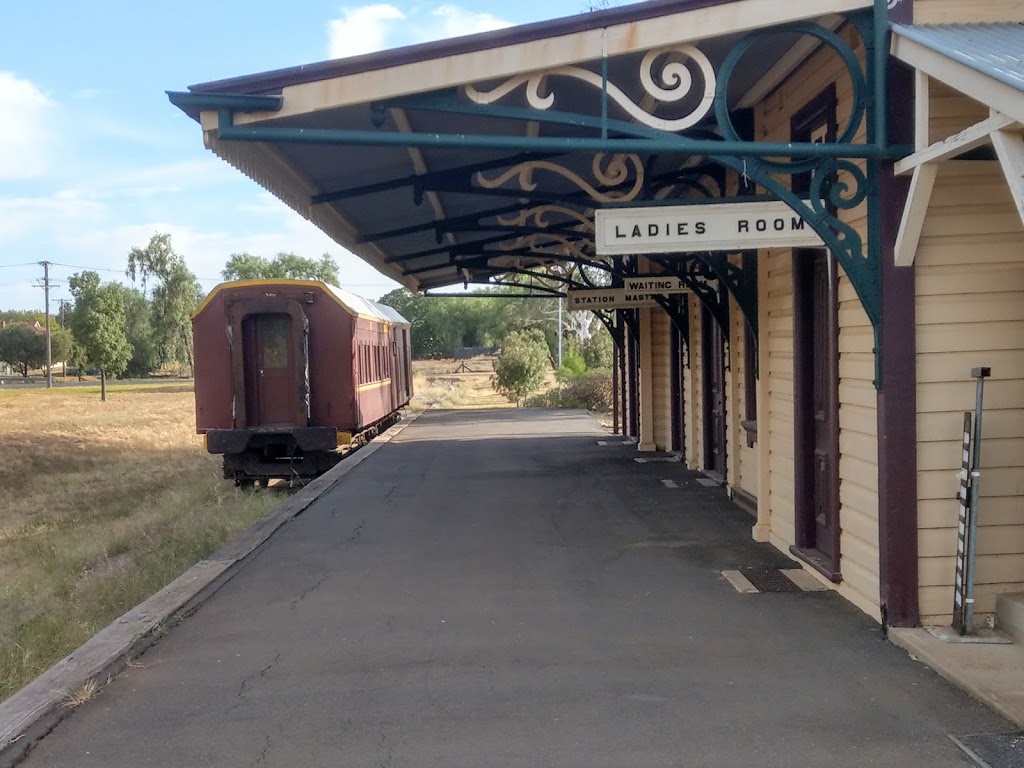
[991,127,1024,230]
[893,112,1019,176]
[894,164,937,267]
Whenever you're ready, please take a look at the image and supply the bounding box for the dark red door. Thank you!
[702,304,727,480]
[793,250,841,578]
[242,313,296,427]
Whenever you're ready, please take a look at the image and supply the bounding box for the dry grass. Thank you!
[410,358,515,410]
[0,384,280,701]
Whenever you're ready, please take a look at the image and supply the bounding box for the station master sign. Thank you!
[595,200,824,255]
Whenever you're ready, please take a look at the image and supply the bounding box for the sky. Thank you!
[0,0,628,312]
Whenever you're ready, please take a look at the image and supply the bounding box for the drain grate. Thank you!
[740,569,802,593]
[953,732,1024,768]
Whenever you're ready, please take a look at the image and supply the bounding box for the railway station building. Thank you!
[170,0,1024,631]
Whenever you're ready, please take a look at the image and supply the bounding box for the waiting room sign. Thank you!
[595,200,824,255]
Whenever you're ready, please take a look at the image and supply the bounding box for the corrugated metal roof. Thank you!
[891,22,1024,93]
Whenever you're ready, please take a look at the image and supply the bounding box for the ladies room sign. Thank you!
[595,200,824,255]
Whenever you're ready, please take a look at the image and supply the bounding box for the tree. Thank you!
[581,325,614,370]
[110,285,159,378]
[222,252,340,284]
[68,271,133,401]
[492,329,550,406]
[127,233,200,375]
[0,324,47,376]
[49,324,73,373]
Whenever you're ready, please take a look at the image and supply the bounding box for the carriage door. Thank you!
[701,303,727,481]
[242,313,296,427]
[791,85,841,578]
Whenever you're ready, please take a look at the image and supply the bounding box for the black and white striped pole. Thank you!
[954,367,990,635]
[963,367,990,633]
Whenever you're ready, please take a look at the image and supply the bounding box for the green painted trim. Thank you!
[215,110,908,159]
[166,91,282,112]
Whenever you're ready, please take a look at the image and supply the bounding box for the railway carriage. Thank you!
[192,279,412,484]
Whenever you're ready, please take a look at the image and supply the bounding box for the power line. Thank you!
[0,262,40,269]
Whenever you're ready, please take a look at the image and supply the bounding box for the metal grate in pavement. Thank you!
[952,732,1024,768]
[740,569,803,593]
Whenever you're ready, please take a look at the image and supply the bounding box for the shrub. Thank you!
[555,350,588,382]
[492,329,550,406]
[561,369,612,411]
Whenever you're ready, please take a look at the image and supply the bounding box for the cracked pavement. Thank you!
[20,409,1012,767]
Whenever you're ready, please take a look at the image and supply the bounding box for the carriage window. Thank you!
[260,314,290,369]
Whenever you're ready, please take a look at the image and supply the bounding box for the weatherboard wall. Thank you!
[913,84,1024,625]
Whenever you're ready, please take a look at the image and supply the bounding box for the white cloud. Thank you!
[327,3,512,58]
[430,5,512,38]
[0,72,55,181]
[328,4,406,58]
[0,191,106,243]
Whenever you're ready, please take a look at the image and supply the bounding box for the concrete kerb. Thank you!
[0,411,422,768]
[889,627,1024,730]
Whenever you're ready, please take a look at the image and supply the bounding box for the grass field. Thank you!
[410,357,555,409]
[0,383,279,701]
[0,363,550,702]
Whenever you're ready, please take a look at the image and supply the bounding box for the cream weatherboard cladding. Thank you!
[651,309,674,452]
[914,153,1024,624]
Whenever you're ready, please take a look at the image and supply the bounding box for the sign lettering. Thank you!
[595,200,824,255]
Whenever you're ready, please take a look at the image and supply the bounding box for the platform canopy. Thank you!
[169,0,892,306]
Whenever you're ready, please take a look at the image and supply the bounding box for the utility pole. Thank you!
[58,299,68,379]
[33,261,54,388]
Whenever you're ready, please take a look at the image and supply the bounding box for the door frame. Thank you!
[670,308,685,456]
[791,249,842,581]
[789,82,842,582]
[701,302,727,480]
[227,297,310,429]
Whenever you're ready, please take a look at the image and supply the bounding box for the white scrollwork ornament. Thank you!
[496,205,595,232]
[464,44,715,132]
[477,153,644,203]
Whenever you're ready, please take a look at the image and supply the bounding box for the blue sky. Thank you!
[0,0,627,311]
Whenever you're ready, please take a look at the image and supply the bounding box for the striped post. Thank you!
[952,412,973,635]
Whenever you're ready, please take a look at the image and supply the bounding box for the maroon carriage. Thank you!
[192,280,412,484]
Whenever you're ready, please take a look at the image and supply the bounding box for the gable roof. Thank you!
[891,23,1024,94]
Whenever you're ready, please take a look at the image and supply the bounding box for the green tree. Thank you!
[581,325,614,370]
[222,252,340,284]
[492,329,550,406]
[0,324,47,376]
[109,285,160,378]
[127,233,200,375]
[49,324,73,373]
[68,272,133,400]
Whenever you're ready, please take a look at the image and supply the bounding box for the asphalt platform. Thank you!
[20,409,1016,767]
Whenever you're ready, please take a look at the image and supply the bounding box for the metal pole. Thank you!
[964,366,990,632]
[557,297,563,368]
[41,260,52,389]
